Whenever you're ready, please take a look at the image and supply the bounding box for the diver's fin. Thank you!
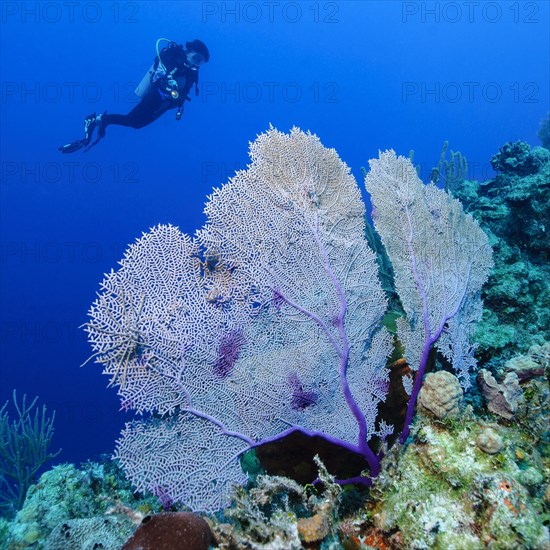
[58,140,87,154]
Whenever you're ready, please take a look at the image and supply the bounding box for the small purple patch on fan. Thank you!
[289,373,318,411]
[374,378,390,396]
[214,328,245,378]
[152,485,174,511]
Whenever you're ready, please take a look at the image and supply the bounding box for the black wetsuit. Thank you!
[102,42,199,130]
[58,43,201,153]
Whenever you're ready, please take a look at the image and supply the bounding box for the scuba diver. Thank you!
[59,38,209,153]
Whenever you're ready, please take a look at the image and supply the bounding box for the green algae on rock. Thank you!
[371,394,549,549]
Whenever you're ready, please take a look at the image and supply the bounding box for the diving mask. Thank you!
[187,51,206,68]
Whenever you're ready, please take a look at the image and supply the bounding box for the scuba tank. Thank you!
[134,63,156,98]
[134,38,175,99]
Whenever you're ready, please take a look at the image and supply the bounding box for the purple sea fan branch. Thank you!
[271,286,285,311]
[199,129,391,469]
[260,217,383,475]
[311,222,376,464]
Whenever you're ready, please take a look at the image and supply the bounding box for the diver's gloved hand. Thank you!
[152,66,167,83]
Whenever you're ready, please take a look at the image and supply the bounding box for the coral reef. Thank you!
[538,113,550,149]
[4,136,545,548]
[210,354,548,549]
[455,140,550,368]
[44,516,134,550]
[0,459,161,549]
[212,456,344,549]
[214,477,304,549]
[371,378,549,549]
[490,140,548,176]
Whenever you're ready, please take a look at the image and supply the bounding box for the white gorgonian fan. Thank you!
[364,150,493,443]
[84,127,392,512]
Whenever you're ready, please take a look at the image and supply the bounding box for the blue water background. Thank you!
[1,1,548,467]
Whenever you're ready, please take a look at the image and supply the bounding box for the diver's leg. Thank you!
[102,92,169,130]
[59,92,171,153]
